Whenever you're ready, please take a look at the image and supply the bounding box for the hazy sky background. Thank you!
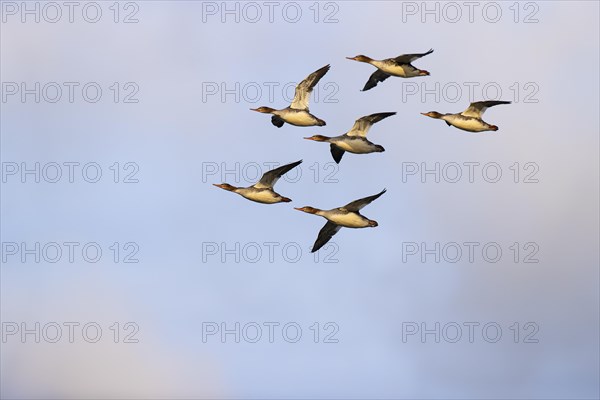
[1,1,599,399]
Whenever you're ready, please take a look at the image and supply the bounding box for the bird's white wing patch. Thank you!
[461,104,485,118]
[346,119,370,137]
[290,65,330,110]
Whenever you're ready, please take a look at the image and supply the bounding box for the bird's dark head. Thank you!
[346,55,372,63]
[213,183,237,191]
[303,135,330,142]
[421,111,443,119]
[294,206,320,214]
[250,106,276,114]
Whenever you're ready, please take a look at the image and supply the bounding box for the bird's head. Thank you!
[250,106,276,114]
[346,55,372,63]
[294,206,320,214]
[421,111,444,119]
[303,135,330,142]
[213,183,237,191]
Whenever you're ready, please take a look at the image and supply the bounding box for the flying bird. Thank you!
[347,49,433,91]
[421,100,511,132]
[304,112,396,164]
[295,189,386,252]
[213,160,302,204]
[250,65,330,128]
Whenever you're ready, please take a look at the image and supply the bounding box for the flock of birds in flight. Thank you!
[214,49,511,252]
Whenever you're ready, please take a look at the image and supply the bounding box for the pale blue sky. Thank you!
[1,1,599,398]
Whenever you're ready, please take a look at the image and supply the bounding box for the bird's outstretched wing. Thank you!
[393,49,434,65]
[347,112,396,137]
[362,69,390,91]
[255,160,302,189]
[330,144,345,164]
[312,221,342,253]
[342,189,387,212]
[461,100,511,118]
[290,64,330,110]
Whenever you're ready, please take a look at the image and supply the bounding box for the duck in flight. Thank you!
[250,65,330,128]
[304,112,396,164]
[347,49,433,91]
[295,189,386,252]
[421,100,511,132]
[213,160,302,204]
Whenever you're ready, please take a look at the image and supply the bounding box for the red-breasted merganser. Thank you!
[304,112,396,164]
[213,160,302,204]
[294,189,386,252]
[421,100,511,132]
[250,65,330,128]
[347,49,433,91]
